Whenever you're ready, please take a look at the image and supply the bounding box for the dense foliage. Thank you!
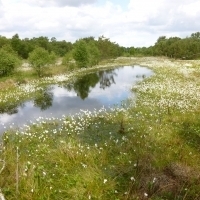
[0,34,124,75]
[126,32,200,59]
[0,34,123,61]
[0,31,200,77]
[1,32,200,61]
[28,47,56,77]
[0,45,20,76]
[73,40,89,68]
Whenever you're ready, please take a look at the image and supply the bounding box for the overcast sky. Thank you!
[0,0,200,47]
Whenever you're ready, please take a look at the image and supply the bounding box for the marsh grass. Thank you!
[1,57,200,199]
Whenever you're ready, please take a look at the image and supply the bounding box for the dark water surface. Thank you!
[0,65,153,134]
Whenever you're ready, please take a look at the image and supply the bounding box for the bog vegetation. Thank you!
[0,32,200,200]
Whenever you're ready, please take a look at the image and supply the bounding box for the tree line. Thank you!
[0,32,200,77]
[0,34,123,59]
[0,34,123,77]
[126,32,200,59]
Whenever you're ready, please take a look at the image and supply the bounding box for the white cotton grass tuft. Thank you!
[0,190,6,200]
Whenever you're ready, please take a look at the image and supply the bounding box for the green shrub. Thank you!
[28,47,56,77]
[0,45,20,77]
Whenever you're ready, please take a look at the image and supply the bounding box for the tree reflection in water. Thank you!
[63,69,117,100]
[0,68,119,114]
[0,87,53,114]
[34,87,53,110]
[0,69,119,114]
[0,105,18,115]
[73,73,99,99]
[98,69,116,89]
[0,102,24,115]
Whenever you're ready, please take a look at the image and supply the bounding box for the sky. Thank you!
[0,0,200,47]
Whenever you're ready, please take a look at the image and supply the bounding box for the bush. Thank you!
[28,47,56,77]
[0,47,20,77]
[73,40,89,68]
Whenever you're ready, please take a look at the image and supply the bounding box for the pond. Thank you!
[0,65,153,134]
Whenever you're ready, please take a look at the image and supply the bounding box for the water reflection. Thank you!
[64,69,117,99]
[71,73,99,99]
[0,101,24,115]
[99,69,116,89]
[0,65,153,134]
[33,87,53,110]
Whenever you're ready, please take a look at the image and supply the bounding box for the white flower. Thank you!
[144,192,148,197]
[43,171,47,176]
[153,177,157,183]
[81,163,87,168]
[130,176,135,181]
[103,179,107,184]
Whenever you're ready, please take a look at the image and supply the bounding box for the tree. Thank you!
[129,47,136,56]
[62,51,76,70]
[32,36,50,50]
[0,46,20,77]
[97,36,122,60]
[28,47,55,77]
[191,32,200,39]
[49,51,57,65]
[11,34,23,56]
[1,44,18,55]
[154,36,167,56]
[73,40,89,68]
[0,35,10,48]
[49,39,73,56]
[87,41,100,66]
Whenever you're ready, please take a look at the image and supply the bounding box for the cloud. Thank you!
[0,0,200,47]
[21,0,97,7]
[126,0,200,44]
[0,0,4,17]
